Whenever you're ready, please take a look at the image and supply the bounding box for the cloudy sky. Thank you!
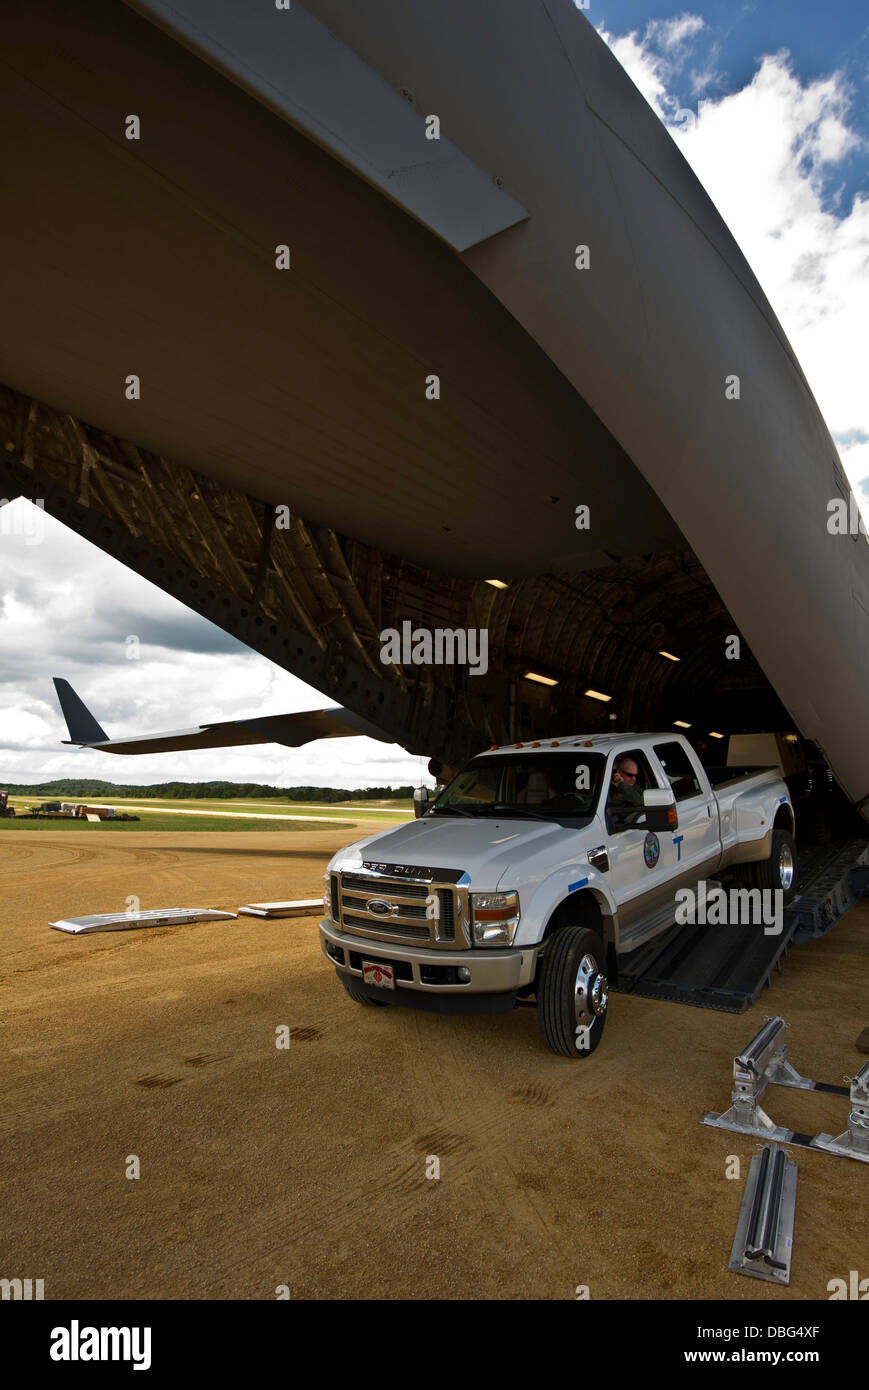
[1,2,867,787]
[594,0,869,491]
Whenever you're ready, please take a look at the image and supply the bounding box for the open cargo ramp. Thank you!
[613,839,869,1013]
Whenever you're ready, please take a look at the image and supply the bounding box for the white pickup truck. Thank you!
[319,733,796,1057]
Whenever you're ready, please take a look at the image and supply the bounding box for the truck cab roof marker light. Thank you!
[658,650,680,661]
[524,671,558,685]
[584,689,611,702]
[674,720,691,728]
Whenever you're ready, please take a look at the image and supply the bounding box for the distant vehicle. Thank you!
[320,733,797,1057]
[31,800,137,823]
[0,791,16,817]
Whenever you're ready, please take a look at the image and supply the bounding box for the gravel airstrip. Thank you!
[2,825,866,1300]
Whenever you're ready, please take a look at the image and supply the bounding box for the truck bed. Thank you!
[703,763,777,786]
[707,764,781,796]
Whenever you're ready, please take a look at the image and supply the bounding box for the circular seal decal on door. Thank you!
[643,832,660,868]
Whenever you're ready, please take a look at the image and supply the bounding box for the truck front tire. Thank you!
[537,925,608,1058]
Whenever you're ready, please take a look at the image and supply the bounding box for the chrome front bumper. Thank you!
[320,919,539,995]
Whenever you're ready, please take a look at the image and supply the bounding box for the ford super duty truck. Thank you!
[319,733,796,1057]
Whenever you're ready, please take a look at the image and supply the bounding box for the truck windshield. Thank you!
[431,753,606,821]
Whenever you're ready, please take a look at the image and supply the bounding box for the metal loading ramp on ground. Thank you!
[613,839,869,1013]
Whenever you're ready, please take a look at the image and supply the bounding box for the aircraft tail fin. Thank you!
[53,678,109,745]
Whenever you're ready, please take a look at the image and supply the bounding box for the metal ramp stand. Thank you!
[812,1061,869,1161]
[729,1144,797,1286]
[702,1016,868,1163]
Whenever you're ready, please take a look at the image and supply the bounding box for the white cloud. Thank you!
[0,502,426,789]
[599,25,869,515]
[648,13,705,52]
[598,12,709,117]
[602,27,671,115]
[839,439,869,497]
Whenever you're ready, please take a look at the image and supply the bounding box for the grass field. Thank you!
[5,796,410,821]
[334,799,413,810]
[2,792,412,831]
[92,797,410,819]
[0,811,358,833]
[217,798,413,811]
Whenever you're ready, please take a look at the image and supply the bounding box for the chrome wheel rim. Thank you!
[778,844,794,891]
[575,952,608,1024]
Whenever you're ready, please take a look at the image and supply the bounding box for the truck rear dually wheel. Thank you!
[537,925,608,1058]
[730,829,798,904]
[752,828,798,903]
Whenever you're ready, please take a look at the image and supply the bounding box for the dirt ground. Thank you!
[2,827,867,1301]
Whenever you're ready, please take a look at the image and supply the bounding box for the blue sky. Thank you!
[597,0,866,86]
[596,0,868,110]
[594,1,868,211]
[592,2,868,489]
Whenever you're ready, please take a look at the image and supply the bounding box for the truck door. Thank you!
[603,747,676,946]
[650,740,721,881]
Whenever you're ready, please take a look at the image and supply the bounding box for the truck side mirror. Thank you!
[643,787,678,831]
[413,787,430,819]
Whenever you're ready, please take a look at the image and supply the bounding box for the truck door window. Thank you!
[653,741,703,800]
[605,749,657,831]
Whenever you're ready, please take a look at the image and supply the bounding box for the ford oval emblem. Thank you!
[367,898,392,916]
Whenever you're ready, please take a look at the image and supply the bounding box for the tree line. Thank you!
[2,779,414,801]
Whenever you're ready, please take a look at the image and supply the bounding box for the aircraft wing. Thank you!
[52,678,394,755]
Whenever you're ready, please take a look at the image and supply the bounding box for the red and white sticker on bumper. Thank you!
[362,960,395,990]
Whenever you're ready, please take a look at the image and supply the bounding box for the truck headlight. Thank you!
[323,872,332,919]
[471,891,520,946]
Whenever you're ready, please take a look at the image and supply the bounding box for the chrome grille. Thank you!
[335,869,468,949]
[341,875,430,897]
[342,913,430,939]
[343,892,428,920]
